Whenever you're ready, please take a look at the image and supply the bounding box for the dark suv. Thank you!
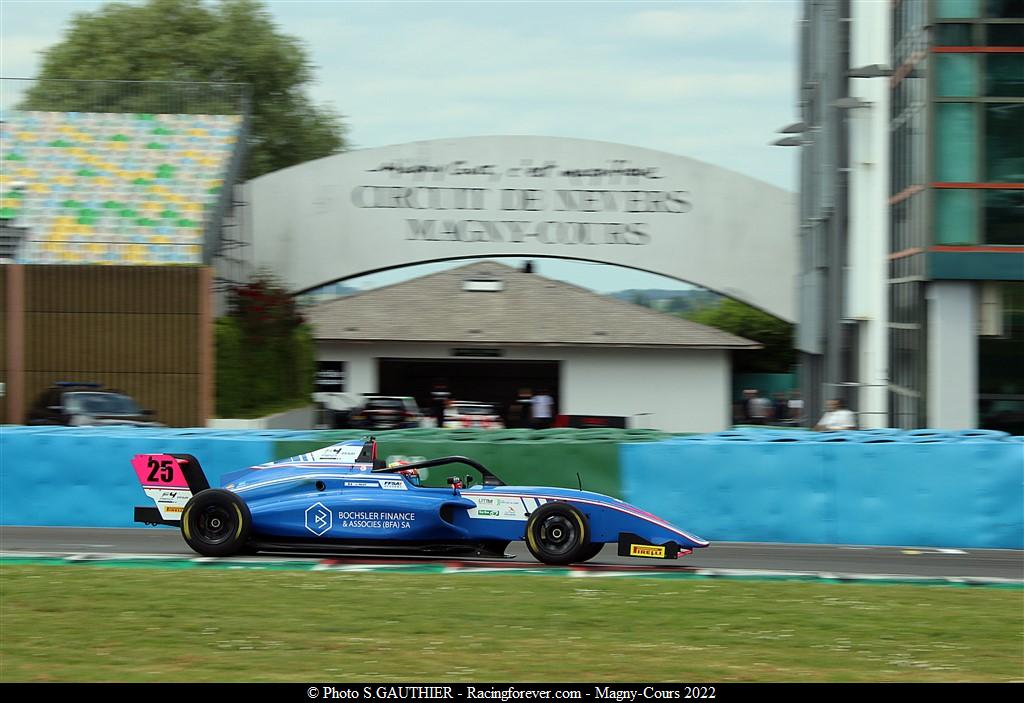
[26,382,163,427]
[347,395,424,430]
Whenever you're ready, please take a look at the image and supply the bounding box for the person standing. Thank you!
[814,398,857,431]
[530,388,553,429]
[506,387,532,429]
[772,392,789,425]
[749,390,772,425]
[741,389,757,423]
[787,390,804,424]
[430,381,450,429]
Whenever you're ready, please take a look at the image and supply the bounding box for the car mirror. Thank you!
[465,475,474,486]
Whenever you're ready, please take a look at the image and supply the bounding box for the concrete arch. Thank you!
[243,136,797,321]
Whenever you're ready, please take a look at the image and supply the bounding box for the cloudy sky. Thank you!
[1,0,801,291]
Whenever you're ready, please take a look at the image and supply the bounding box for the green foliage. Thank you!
[215,275,313,418]
[214,317,244,417]
[684,298,796,373]
[22,0,346,178]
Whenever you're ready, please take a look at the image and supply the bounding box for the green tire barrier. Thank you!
[272,428,674,497]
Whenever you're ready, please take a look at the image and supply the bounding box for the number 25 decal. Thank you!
[147,458,174,483]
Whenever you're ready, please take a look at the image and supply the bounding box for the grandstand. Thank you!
[0,110,243,265]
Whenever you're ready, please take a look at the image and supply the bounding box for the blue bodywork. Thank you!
[137,439,709,560]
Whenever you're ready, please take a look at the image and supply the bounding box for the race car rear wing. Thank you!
[372,455,506,486]
[131,453,210,526]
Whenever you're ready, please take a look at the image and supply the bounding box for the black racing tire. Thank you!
[524,502,592,565]
[577,542,605,563]
[181,489,251,557]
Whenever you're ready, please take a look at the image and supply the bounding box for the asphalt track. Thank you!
[2,526,1021,582]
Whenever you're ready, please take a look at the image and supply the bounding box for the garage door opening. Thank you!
[377,357,560,426]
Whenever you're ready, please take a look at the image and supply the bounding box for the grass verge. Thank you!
[1,565,1021,682]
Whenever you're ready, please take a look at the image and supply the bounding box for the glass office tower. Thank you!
[891,0,1023,431]
[797,0,1023,431]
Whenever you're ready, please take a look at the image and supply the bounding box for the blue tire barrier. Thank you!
[0,426,278,528]
[955,429,1010,440]
[621,434,1024,549]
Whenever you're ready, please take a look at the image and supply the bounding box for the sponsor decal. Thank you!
[304,502,333,536]
[469,496,529,521]
[344,481,376,487]
[144,486,191,520]
[629,544,666,558]
[380,479,407,491]
[338,511,415,530]
[317,444,364,463]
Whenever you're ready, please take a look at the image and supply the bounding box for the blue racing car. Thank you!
[131,438,708,564]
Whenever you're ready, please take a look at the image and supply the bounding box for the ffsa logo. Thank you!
[304,502,333,536]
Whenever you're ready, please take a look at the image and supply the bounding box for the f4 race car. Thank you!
[131,438,708,565]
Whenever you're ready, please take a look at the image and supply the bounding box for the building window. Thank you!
[935,103,978,181]
[936,53,979,96]
[979,282,1024,435]
[935,189,980,243]
[986,55,1024,97]
[935,22,975,45]
[986,104,1024,181]
[984,190,1024,244]
[315,361,346,393]
[987,23,1024,45]
[936,0,980,18]
[985,0,1024,19]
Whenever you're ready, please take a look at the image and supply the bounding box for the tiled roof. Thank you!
[307,261,760,349]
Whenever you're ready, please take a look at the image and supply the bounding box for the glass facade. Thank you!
[985,104,1024,180]
[984,189,1024,244]
[889,1,930,427]
[889,0,1024,428]
[932,3,1024,248]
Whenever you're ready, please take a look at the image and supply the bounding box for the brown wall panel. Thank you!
[11,265,210,427]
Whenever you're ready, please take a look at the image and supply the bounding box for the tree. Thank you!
[683,298,796,373]
[22,0,346,178]
[216,272,313,417]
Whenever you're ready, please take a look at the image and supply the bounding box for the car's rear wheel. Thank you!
[181,489,251,557]
[525,502,591,565]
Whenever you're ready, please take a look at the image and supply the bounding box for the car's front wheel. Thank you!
[181,489,251,557]
[525,502,592,565]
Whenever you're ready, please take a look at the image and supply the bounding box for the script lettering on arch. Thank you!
[351,158,691,246]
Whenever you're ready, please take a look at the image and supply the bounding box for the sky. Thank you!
[0,0,801,293]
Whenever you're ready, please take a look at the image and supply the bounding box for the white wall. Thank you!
[847,0,892,429]
[207,405,315,429]
[316,342,731,433]
[927,282,978,429]
[561,347,729,433]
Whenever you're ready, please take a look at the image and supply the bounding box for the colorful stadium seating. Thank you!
[0,111,241,264]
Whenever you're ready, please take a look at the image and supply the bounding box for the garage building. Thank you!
[307,261,758,432]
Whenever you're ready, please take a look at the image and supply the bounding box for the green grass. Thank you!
[1,565,1021,682]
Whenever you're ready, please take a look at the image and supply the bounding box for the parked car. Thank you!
[443,400,505,429]
[26,382,163,427]
[348,395,424,430]
[312,391,364,429]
